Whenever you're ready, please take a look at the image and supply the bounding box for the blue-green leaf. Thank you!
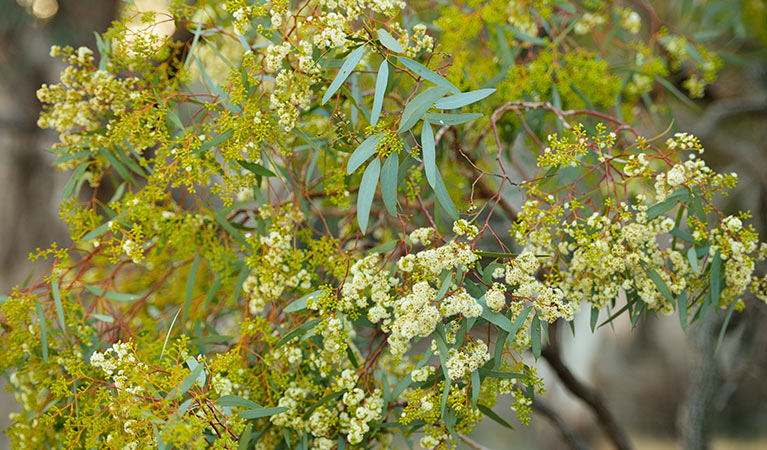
[431,170,459,219]
[213,211,250,247]
[641,262,674,303]
[425,112,483,126]
[434,89,496,109]
[398,87,450,134]
[36,302,48,363]
[239,407,288,419]
[677,290,688,332]
[398,57,459,94]
[714,300,737,356]
[531,312,541,359]
[323,46,366,104]
[275,318,322,349]
[371,60,389,126]
[51,278,66,333]
[421,121,437,188]
[710,250,722,306]
[173,362,204,398]
[237,160,276,177]
[217,395,262,409]
[347,134,382,175]
[84,285,143,302]
[687,247,700,274]
[358,158,381,233]
[284,291,320,313]
[381,151,399,216]
[238,424,252,450]
[377,29,403,53]
[477,296,512,332]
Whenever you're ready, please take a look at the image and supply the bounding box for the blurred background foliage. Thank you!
[0,0,764,449]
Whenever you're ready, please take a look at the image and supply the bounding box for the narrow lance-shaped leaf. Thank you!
[434,88,496,109]
[377,29,403,53]
[36,302,48,363]
[347,134,381,175]
[380,151,399,216]
[398,57,460,94]
[531,312,541,360]
[238,407,289,419]
[237,159,276,177]
[425,112,483,126]
[322,46,366,104]
[398,87,450,134]
[370,60,389,126]
[421,121,437,188]
[357,158,381,234]
[431,169,459,220]
[51,278,66,333]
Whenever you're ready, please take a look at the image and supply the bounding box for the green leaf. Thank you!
[347,134,382,175]
[641,262,674,303]
[431,170,459,220]
[424,112,483,126]
[80,222,110,243]
[237,160,276,177]
[508,25,548,46]
[478,296,512,332]
[478,404,514,429]
[397,57,459,94]
[217,395,262,409]
[91,313,114,323]
[357,158,381,233]
[510,305,533,339]
[421,121,437,187]
[239,407,288,419]
[478,368,527,380]
[285,291,320,313]
[323,45,366,104]
[398,87,450,134]
[84,285,143,302]
[36,301,48,363]
[646,188,689,220]
[377,29,403,53]
[213,210,250,247]
[98,147,130,180]
[677,291,688,332]
[173,362,204,398]
[51,278,66,333]
[302,391,344,420]
[434,325,451,382]
[275,318,322,349]
[590,306,599,332]
[531,312,541,359]
[687,247,700,274]
[371,60,389,126]
[62,162,88,199]
[434,89,496,109]
[198,129,235,153]
[238,424,253,450]
[182,254,201,324]
[381,151,399,216]
[710,250,722,306]
[714,300,738,356]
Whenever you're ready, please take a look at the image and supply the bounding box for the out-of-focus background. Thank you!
[0,1,765,449]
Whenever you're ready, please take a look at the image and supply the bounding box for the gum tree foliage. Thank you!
[2,0,766,449]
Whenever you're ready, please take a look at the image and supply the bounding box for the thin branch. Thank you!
[458,434,494,450]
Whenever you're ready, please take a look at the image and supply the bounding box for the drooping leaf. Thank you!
[237,159,276,177]
[323,45,366,104]
[381,151,399,216]
[377,29,403,53]
[710,250,722,306]
[398,87,450,134]
[431,169,459,219]
[687,247,700,274]
[641,262,674,303]
[677,290,688,332]
[284,291,320,313]
[371,60,389,126]
[217,395,262,409]
[36,302,48,363]
[531,312,541,359]
[424,112,483,126]
[51,278,66,333]
[434,89,496,109]
[397,57,459,93]
[238,407,288,419]
[357,158,381,233]
[275,318,322,349]
[173,362,205,398]
[347,134,382,175]
[421,121,437,187]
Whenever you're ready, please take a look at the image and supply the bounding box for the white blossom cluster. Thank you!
[620,8,642,34]
[90,342,145,395]
[445,339,490,381]
[574,12,606,35]
[243,228,311,314]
